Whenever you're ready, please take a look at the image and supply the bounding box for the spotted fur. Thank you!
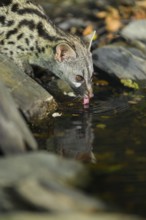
[0,0,94,98]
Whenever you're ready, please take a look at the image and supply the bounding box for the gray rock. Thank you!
[121,19,146,41]
[93,46,146,83]
[0,152,83,186]
[0,82,37,155]
[0,213,144,220]
[121,20,146,53]
[14,178,101,212]
[0,54,57,122]
[0,152,104,212]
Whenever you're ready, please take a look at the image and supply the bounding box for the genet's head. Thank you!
[51,32,95,101]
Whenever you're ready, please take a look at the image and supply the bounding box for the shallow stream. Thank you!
[33,85,146,218]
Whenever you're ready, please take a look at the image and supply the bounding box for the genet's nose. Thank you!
[87,86,94,98]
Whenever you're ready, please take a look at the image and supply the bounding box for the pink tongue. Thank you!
[83,96,90,105]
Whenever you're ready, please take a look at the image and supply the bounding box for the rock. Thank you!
[0,54,57,122]
[0,212,144,220]
[14,178,101,212]
[0,152,144,219]
[0,82,37,155]
[93,46,146,85]
[121,19,146,41]
[0,152,104,212]
[46,78,75,102]
[121,20,146,53]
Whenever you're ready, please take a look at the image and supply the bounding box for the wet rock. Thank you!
[0,82,37,155]
[93,46,146,85]
[0,212,144,220]
[46,78,75,102]
[0,54,57,122]
[0,152,104,212]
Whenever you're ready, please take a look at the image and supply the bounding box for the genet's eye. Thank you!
[75,75,84,82]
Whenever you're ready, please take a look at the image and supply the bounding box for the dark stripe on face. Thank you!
[16,8,47,20]
[6,28,18,39]
[18,19,35,30]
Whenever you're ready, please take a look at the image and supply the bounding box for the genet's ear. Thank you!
[83,31,96,51]
[55,43,76,62]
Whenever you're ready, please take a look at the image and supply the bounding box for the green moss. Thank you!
[120,79,139,90]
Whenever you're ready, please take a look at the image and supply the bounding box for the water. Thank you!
[33,86,146,217]
[31,1,146,217]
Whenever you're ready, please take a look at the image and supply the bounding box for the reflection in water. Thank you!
[34,89,146,217]
[46,93,130,163]
[48,111,96,163]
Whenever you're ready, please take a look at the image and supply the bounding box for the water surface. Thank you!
[33,86,146,217]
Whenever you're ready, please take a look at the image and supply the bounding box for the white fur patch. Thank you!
[73,82,81,88]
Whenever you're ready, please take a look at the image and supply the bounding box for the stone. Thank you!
[121,19,146,41]
[93,46,146,84]
[0,212,144,220]
[121,20,146,53]
[0,54,57,122]
[0,82,37,155]
[0,152,105,212]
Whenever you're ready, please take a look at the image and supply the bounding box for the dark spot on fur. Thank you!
[0,17,14,26]
[17,8,47,20]
[7,20,14,26]
[0,40,4,45]
[0,16,5,25]
[37,22,56,41]
[25,38,29,46]
[11,3,19,12]
[10,51,13,55]
[41,47,45,53]
[35,41,41,53]
[8,41,15,44]
[17,33,24,40]
[18,19,35,30]
[35,52,39,58]
[0,0,12,7]
[30,46,34,51]
[29,34,34,39]
[6,28,18,39]
[17,46,25,51]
